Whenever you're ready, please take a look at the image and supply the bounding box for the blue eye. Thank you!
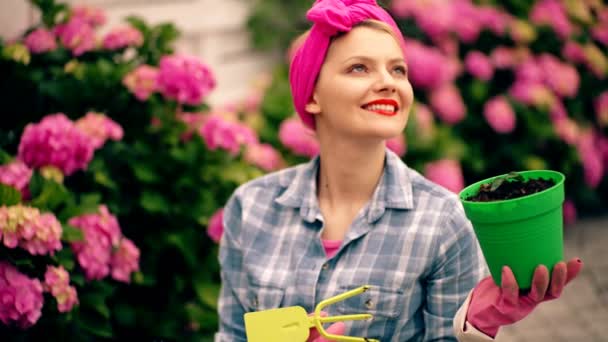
[349,64,367,73]
[393,66,407,76]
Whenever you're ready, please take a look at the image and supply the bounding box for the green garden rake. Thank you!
[244,285,379,342]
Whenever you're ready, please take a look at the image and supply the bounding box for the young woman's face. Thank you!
[308,26,414,141]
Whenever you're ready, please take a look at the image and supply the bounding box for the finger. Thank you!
[310,322,346,342]
[527,265,549,303]
[547,262,567,298]
[500,266,519,306]
[565,258,583,285]
[307,311,328,341]
[325,322,346,335]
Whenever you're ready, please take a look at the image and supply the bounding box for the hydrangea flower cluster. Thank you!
[0,160,33,199]
[157,54,217,106]
[102,26,144,50]
[244,143,285,172]
[0,205,62,256]
[23,28,57,54]
[0,262,44,329]
[207,208,224,244]
[68,206,139,282]
[199,115,258,156]
[18,114,95,176]
[75,112,124,149]
[122,65,159,101]
[278,116,320,158]
[43,266,78,313]
[424,159,465,194]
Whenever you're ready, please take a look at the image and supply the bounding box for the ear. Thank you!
[305,93,321,114]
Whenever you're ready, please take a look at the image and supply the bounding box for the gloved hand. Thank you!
[466,258,583,337]
[307,311,346,342]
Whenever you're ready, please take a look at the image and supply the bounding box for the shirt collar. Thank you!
[275,148,414,223]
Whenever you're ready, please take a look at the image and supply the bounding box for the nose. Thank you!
[373,69,397,93]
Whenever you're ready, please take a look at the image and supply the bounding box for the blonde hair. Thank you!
[289,19,401,56]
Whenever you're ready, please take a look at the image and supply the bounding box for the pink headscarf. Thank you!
[289,0,406,130]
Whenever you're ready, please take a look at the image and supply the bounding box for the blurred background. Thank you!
[0,0,606,341]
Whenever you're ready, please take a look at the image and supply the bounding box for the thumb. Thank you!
[311,322,346,342]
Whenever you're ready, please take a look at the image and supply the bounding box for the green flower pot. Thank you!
[459,170,565,289]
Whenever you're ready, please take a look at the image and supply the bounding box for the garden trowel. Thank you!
[244,285,379,342]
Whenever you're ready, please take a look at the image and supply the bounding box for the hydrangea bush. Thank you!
[0,0,285,339]
[247,0,608,221]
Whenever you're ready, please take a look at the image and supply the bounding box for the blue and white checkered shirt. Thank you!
[215,149,487,341]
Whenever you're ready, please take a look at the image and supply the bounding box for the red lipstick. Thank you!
[361,99,399,116]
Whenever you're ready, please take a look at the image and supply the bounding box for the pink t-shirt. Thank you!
[322,239,342,259]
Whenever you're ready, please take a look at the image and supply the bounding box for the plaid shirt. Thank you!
[215,149,487,341]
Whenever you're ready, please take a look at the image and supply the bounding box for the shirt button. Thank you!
[251,296,258,309]
[365,299,374,309]
[322,263,329,270]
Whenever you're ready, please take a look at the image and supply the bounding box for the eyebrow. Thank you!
[341,56,406,65]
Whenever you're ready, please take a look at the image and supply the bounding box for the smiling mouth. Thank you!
[361,103,398,116]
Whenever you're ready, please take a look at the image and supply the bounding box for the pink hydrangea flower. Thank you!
[207,208,224,244]
[562,41,586,63]
[75,112,124,149]
[278,116,320,158]
[537,54,580,98]
[245,143,285,172]
[530,0,574,40]
[465,51,494,81]
[594,91,608,127]
[43,266,78,313]
[102,26,144,50]
[386,135,407,157]
[553,117,579,146]
[23,28,57,54]
[199,115,258,156]
[490,47,516,69]
[110,238,140,283]
[404,40,460,90]
[157,55,216,106]
[428,84,466,124]
[0,160,33,199]
[71,5,107,27]
[18,113,95,176]
[577,130,604,188]
[477,6,511,36]
[592,23,608,47]
[563,199,577,226]
[424,159,465,194]
[0,205,62,255]
[413,103,436,142]
[69,205,122,281]
[0,262,44,329]
[123,65,159,101]
[53,17,96,56]
[483,96,516,133]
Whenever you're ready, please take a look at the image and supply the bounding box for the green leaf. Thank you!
[52,248,76,271]
[80,293,111,319]
[132,163,161,183]
[29,178,70,211]
[0,183,22,205]
[193,280,220,310]
[79,311,113,338]
[62,224,84,243]
[140,191,170,214]
[184,303,219,330]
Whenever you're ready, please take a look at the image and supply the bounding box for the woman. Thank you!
[215,0,582,341]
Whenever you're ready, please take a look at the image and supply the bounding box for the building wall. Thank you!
[0,0,277,106]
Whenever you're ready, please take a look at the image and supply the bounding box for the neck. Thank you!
[316,137,386,211]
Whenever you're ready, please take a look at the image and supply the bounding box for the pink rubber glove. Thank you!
[467,258,583,337]
[307,312,346,342]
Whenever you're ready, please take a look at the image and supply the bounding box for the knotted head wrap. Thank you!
[289,0,406,130]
